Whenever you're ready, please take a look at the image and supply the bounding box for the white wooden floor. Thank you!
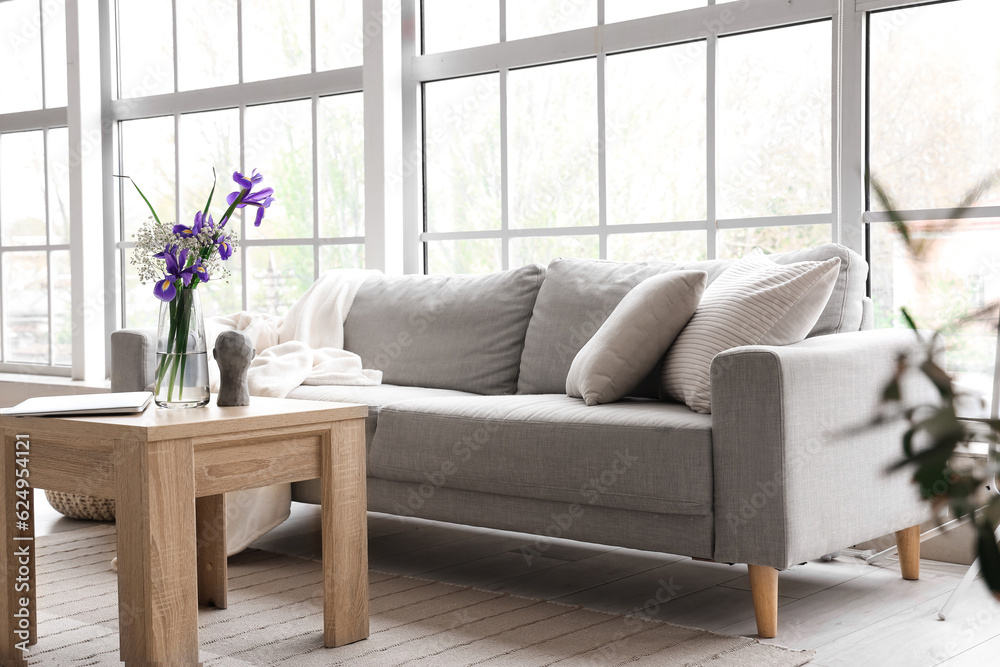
[35,492,1000,666]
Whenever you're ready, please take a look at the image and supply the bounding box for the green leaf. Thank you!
[900,307,920,333]
[219,189,245,229]
[114,175,161,226]
[202,167,217,220]
[976,520,1000,596]
[920,358,955,399]
[883,379,901,402]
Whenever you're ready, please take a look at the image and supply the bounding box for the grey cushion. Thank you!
[566,271,706,405]
[517,258,675,395]
[662,253,842,414]
[287,383,478,502]
[367,394,714,516]
[286,382,476,452]
[343,264,545,394]
[860,296,874,331]
[672,243,868,337]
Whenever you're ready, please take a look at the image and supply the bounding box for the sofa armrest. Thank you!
[710,328,937,569]
[110,328,157,392]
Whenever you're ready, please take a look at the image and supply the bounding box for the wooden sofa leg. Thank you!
[895,525,920,580]
[747,564,778,639]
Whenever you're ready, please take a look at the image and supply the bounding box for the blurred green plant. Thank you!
[873,171,1000,599]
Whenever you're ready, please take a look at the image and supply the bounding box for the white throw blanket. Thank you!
[204,269,381,555]
[207,269,382,396]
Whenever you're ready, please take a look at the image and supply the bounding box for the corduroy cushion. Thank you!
[566,271,706,405]
[671,243,867,337]
[661,250,841,414]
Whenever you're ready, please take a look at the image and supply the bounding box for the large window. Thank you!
[112,0,365,329]
[0,0,70,374]
[418,2,835,274]
[867,0,1000,418]
[5,0,998,385]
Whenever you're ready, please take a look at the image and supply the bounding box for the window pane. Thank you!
[51,249,71,365]
[246,246,315,316]
[3,251,48,364]
[509,235,598,268]
[0,0,43,112]
[47,128,70,244]
[718,22,832,218]
[607,44,706,225]
[178,109,240,225]
[244,100,313,240]
[43,0,67,107]
[1,131,47,246]
[176,0,239,90]
[870,220,1000,419]
[869,0,1000,211]
[318,94,365,238]
[425,74,501,233]
[317,0,363,69]
[426,239,502,274]
[117,0,173,97]
[608,230,706,263]
[119,116,175,240]
[200,251,243,318]
[717,224,831,259]
[507,0,595,41]
[124,250,160,329]
[606,0,706,24]
[509,60,597,229]
[242,0,311,82]
[422,0,498,54]
[320,244,365,272]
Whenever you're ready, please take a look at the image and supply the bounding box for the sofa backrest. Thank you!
[516,258,675,395]
[673,243,868,337]
[343,264,545,394]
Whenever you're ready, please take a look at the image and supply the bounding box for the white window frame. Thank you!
[0,0,74,377]
[4,0,982,381]
[405,0,869,273]
[107,0,366,329]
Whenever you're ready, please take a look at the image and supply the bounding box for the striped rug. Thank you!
[25,524,814,666]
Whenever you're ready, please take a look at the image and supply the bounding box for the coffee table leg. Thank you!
[1,430,33,666]
[115,438,200,666]
[322,418,369,647]
[196,494,228,609]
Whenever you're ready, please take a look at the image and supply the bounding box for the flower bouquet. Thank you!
[128,169,274,408]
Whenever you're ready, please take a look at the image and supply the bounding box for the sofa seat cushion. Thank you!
[367,394,714,516]
[343,264,545,395]
[286,383,479,453]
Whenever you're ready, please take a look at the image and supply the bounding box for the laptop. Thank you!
[0,391,154,417]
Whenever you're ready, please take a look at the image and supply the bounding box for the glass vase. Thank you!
[154,288,210,409]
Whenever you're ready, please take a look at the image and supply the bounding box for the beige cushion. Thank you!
[661,250,841,414]
[566,271,706,406]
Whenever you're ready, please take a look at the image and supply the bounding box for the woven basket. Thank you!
[44,490,116,522]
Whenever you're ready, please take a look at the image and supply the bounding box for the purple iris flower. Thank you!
[173,211,212,238]
[153,276,177,302]
[215,234,234,261]
[226,169,274,227]
[189,259,210,283]
[151,245,200,301]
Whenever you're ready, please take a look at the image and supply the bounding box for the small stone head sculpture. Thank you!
[214,330,255,407]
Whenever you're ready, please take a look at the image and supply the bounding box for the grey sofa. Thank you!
[111,243,931,638]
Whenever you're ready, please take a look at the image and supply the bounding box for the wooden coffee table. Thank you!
[0,396,369,666]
